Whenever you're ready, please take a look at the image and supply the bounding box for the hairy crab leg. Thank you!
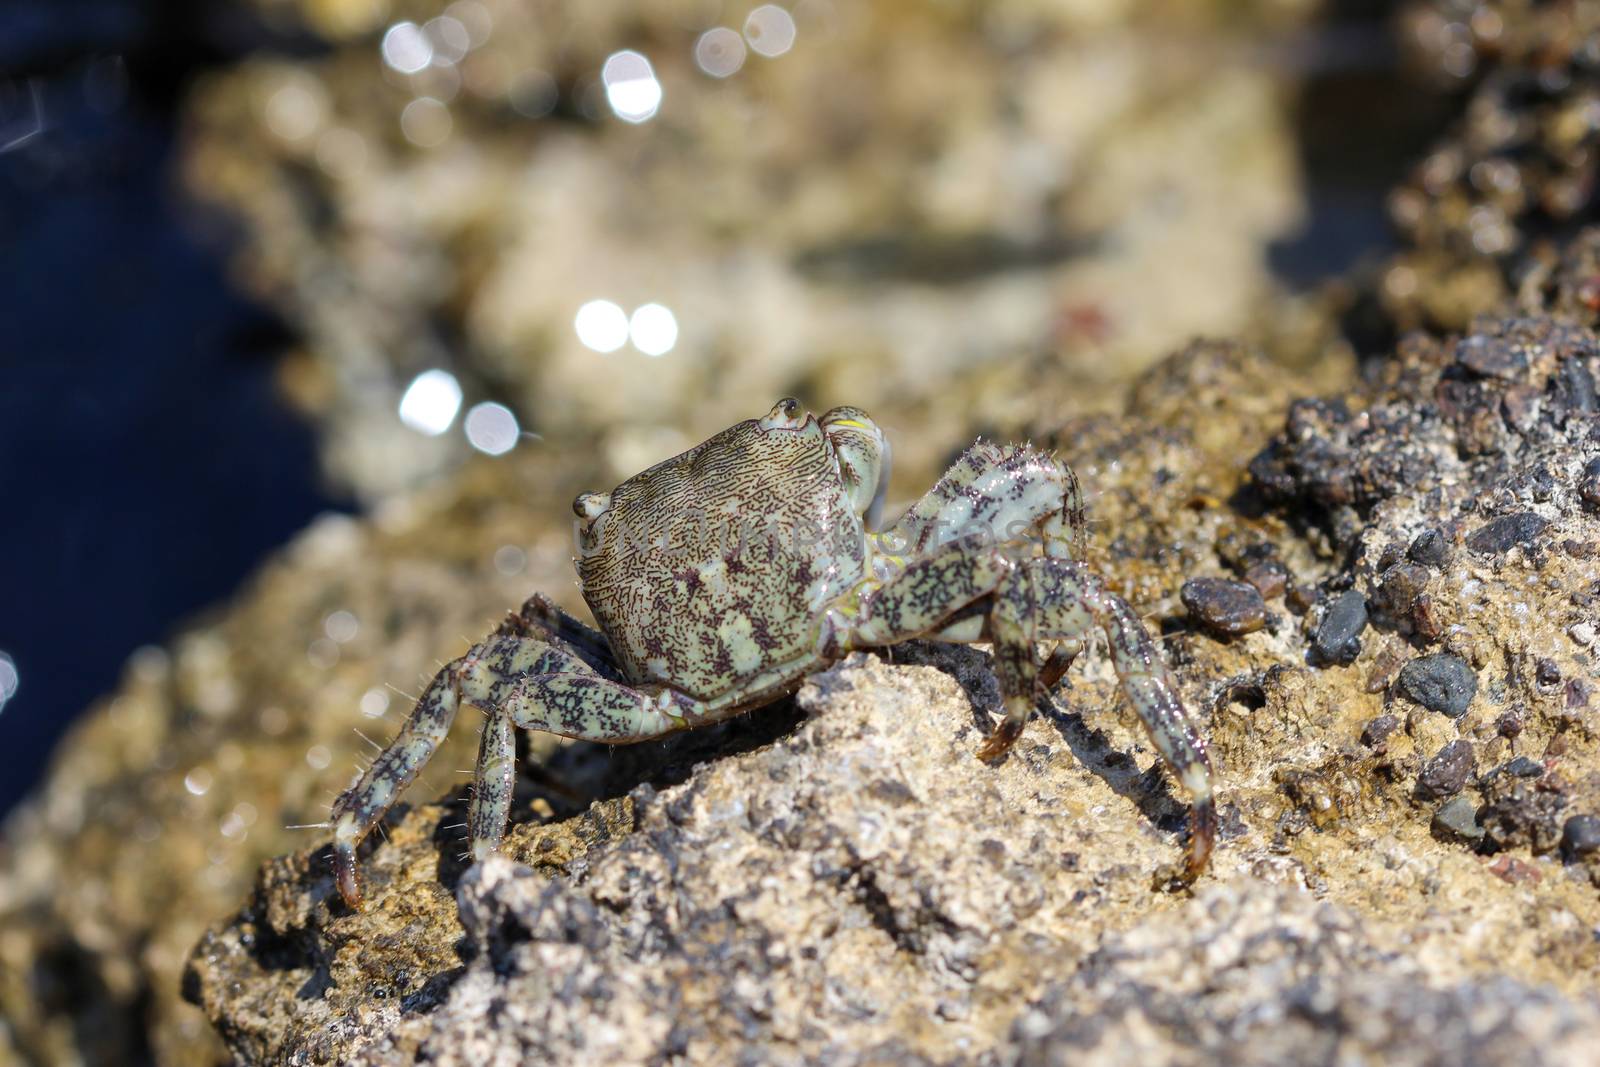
[331,633,601,909]
[985,557,1214,881]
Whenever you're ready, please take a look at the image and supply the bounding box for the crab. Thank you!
[330,398,1214,907]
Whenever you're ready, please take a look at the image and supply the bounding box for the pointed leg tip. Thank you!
[976,718,1026,762]
[334,847,364,911]
[1183,796,1217,882]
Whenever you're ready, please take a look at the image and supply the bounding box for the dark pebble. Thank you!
[1536,658,1561,687]
[1432,795,1485,843]
[1408,528,1449,567]
[1465,512,1551,555]
[1312,590,1367,666]
[1503,756,1545,778]
[1562,814,1600,858]
[1397,654,1478,717]
[1416,739,1476,801]
[1180,577,1266,638]
[1579,457,1600,511]
[1360,714,1400,750]
[1455,333,1529,380]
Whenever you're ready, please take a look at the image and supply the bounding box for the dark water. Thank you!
[0,1,345,818]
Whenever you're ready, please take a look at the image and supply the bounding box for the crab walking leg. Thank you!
[467,674,696,861]
[330,634,602,908]
[986,557,1215,879]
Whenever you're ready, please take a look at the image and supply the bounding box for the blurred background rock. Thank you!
[0,0,1503,1063]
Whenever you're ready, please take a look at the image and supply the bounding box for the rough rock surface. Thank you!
[174,328,1600,1064]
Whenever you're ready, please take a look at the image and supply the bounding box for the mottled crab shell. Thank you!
[576,410,867,701]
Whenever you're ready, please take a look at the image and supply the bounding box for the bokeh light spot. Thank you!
[398,369,463,435]
[602,51,662,123]
[381,21,434,75]
[574,300,630,352]
[744,5,797,58]
[464,401,521,455]
[695,28,747,77]
[629,303,679,356]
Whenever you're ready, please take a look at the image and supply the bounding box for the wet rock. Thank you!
[1466,513,1552,556]
[1432,795,1485,845]
[1312,590,1368,666]
[1562,815,1600,859]
[1416,740,1476,801]
[1397,654,1478,718]
[1181,577,1267,638]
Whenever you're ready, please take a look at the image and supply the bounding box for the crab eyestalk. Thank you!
[821,406,892,530]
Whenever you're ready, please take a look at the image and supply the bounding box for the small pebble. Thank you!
[1407,528,1449,567]
[1416,739,1476,801]
[1243,560,1288,600]
[1464,512,1551,555]
[1503,756,1545,778]
[1562,814,1600,858]
[1570,621,1596,647]
[1397,653,1478,717]
[1432,794,1485,843]
[1360,714,1400,750]
[1312,589,1367,666]
[1285,583,1317,615]
[1180,577,1267,638]
[1536,658,1562,687]
[1578,456,1600,511]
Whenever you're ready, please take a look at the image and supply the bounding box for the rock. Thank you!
[1503,756,1545,779]
[1180,577,1267,637]
[1466,513,1553,556]
[1397,654,1478,718]
[1562,815,1600,859]
[1361,714,1401,750]
[1312,590,1368,666]
[1482,782,1569,856]
[1579,458,1600,511]
[1010,882,1600,1067]
[1433,795,1485,844]
[1416,740,1476,801]
[1408,528,1450,567]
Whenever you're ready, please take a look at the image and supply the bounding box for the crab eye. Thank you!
[759,397,805,430]
[573,491,610,524]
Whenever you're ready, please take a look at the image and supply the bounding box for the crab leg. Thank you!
[467,674,695,861]
[331,632,603,908]
[987,557,1214,880]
